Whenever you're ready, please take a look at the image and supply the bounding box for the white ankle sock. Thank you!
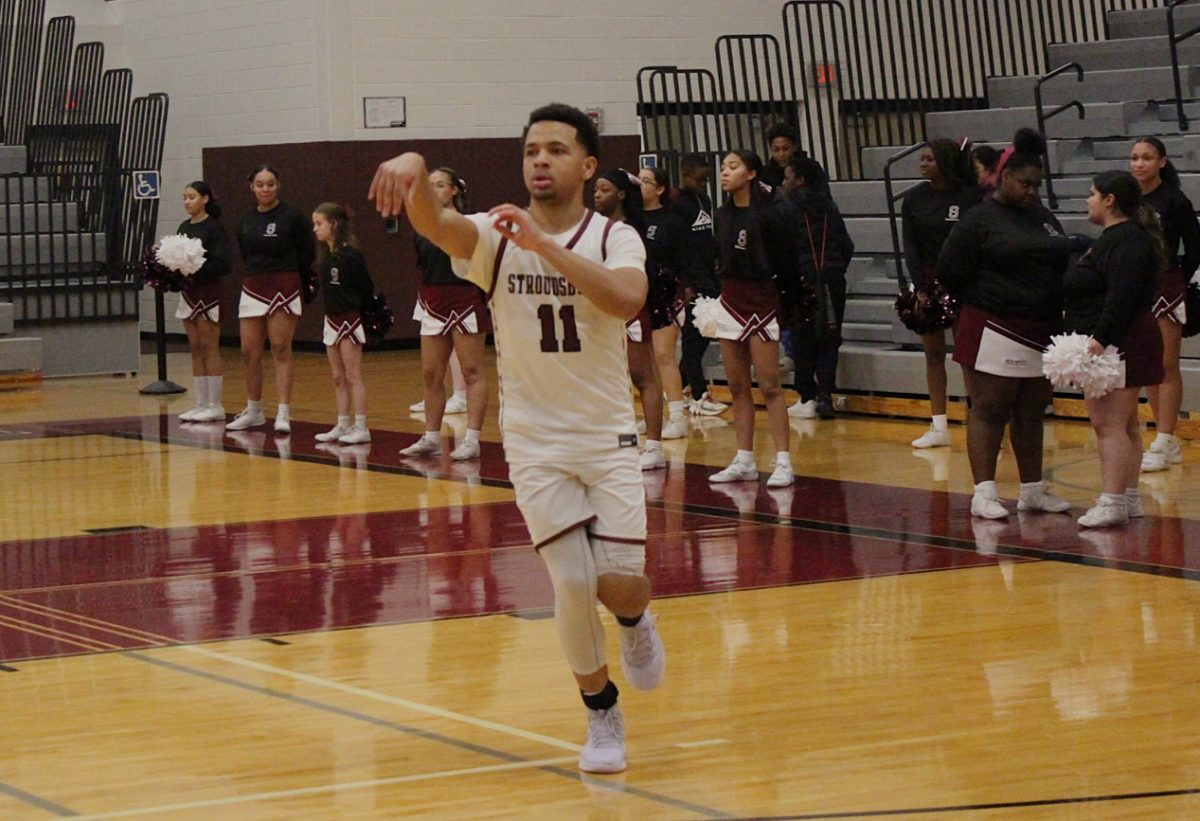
[465,429,480,444]
[277,403,290,420]
[354,414,367,430]
[775,451,792,468]
[247,399,263,414]
[931,414,948,431]
[735,449,755,466]
[192,378,209,407]
[336,415,350,428]
[668,400,686,416]
[975,480,998,498]
[645,439,662,452]
[1154,433,1177,447]
[1100,492,1125,507]
[206,376,223,407]
[1019,481,1044,497]
[425,430,442,444]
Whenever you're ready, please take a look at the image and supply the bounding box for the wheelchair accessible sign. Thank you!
[132,170,160,200]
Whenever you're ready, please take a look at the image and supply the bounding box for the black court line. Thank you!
[126,651,731,819]
[105,427,1200,582]
[738,786,1200,818]
[0,780,76,817]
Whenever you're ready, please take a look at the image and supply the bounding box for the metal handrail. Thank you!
[1034,62,1085,210]
[883,142,926,292]
[1168,0,1200,131]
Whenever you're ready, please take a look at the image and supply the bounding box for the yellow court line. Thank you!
[0,616,117,652]
[63,755,582,820]
[0,596,172,645]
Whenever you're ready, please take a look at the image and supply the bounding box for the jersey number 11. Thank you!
[537,304,581,353]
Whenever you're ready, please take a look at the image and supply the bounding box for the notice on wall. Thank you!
[363,97,407,129]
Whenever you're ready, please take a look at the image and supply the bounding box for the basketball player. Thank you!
[369,103,666,774]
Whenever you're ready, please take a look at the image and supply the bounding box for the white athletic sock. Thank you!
[247,399,263,414]
[464,429,480,444]
[735,449,755,466]
[336,415,350,428]
[425,430,442,444]
[775,451,792,468]
[1125,486,1140,501]
[975,480,998,498]
[931,414,948,431]
[192,378,209,407]
[277,403,291,420]
[1019,481,1044,498]
[667,400,686,417]
[1154,432,1178,447]
[1100,492,1125,506]
[354,414,367,430]
[645,439,663,452]
[206,375,224,407]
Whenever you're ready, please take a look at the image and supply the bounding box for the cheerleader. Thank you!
[708,150,799,487]
[228,165,315,434]
[312,203,374,445]
[938,129,1081,519]
[1063,171,1165,527]
[594,169,667,470]
[638,166,693,444]
[174,181,231,423]
[1130,137,1200,472]
[400,167,489,461]
[901,139,982,446]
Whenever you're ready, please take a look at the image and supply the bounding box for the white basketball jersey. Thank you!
[453,210,645,463]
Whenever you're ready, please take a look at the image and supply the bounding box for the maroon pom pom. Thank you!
[896,280,959,334]
[139,246,185,292]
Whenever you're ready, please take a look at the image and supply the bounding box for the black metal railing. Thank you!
[1168,0,1200,130]
[1034,63,1086,209]
[638,0,1168,182]
[0,1,167,325]
[883,143,925,293]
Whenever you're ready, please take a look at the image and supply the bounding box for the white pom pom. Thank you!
[155,234,207,276]
[1043,332,1123,398]
[691,296,721,339]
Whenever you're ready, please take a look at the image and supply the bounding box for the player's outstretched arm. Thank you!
[369,152,477,259]
[489,204,647,319]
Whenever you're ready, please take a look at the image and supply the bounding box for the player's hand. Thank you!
[369,153,426,217]
[488,204,549,253]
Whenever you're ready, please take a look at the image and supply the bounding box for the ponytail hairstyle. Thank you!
[999,127,1046,177]
[1134,136,1182,190]
[186,180,221,219]
[312,202,358,262]
[971,144,1002,189]
[1093,170,1169,273]
[927,138,970,189]
[246,164,280,184]
[433,166,468,213]
[600,168,647,236]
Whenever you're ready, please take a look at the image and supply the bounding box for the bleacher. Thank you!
[638,0,1200,414]
[0,0,167,379]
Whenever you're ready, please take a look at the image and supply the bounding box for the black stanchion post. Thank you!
[139,285,185,395]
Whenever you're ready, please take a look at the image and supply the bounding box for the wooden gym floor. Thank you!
[1,346,1199,819]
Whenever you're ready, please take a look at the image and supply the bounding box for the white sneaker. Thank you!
[444,395,468,414]
[178,404,206,422]
[620,611,666,690]
[1017,486,1071,514]
[689,392,727,416]
[709,460,758,483]
[192,405,226,423]
[971,491,1009,519]
[338,428,372,445]
[316,424,352,443]
[450,439,480,461]
[408,399,425,413]
[661,415,688,440]
[579,704,626,774]
[274,416,291,435]
[639,448,666,471]
[225,408,266,431]
[766,461,794,487]
[400,435,440,457]
[1078,498,1129,528]
[1126,495,1145,518]
[1141,438,1182,472]
[912,426,950,449]
[788,399,817,419]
